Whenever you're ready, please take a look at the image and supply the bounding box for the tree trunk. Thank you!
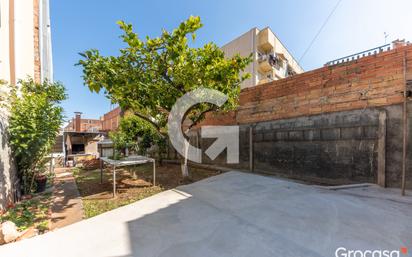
[181,139,189,177]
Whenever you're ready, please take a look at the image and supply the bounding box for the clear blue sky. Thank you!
[51,0,412,122]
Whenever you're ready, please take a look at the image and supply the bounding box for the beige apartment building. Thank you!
[222,27,303,89]
[0,0,53,85]
[0,0,53,209]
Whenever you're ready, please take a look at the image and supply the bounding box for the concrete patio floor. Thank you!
[1,171,411,257]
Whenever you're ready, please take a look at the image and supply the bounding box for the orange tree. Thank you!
[78,16,251,175]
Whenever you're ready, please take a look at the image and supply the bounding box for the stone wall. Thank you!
[0,115,18,210]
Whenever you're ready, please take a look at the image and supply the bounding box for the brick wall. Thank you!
[101,107,123,132]
[64,107,123,133]
[237,45,412,123]
[199,45,412,126]
[65,118,102,132]
[80,119,102,132]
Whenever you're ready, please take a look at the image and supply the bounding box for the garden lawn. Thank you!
[73,163,223,218]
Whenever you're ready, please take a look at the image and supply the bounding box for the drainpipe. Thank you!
[401,51,408,196]
[252,28,257,86]
[39,0,44,82]
[9,0,16,85]
[39,0,53,82]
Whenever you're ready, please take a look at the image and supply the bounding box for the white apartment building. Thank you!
[222,27,303,89]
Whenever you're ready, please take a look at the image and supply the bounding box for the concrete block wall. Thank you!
[199,126,251,170]
[193,104,411,187]
[250,109,380,182]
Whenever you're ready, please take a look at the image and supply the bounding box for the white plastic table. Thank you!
[100,155,156,197]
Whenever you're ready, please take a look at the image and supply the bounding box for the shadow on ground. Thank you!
[115,172,412,257]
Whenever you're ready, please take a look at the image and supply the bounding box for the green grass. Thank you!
[0,193,52,233]
[81,187,162,218]
[72,167,104,184]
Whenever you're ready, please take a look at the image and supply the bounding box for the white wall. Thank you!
[40,0,53,82]
[0,0,37,83]
[0,0,11,84]
[222,27,304,89]
[14,0,35,81]
[270,29,304,74]
[221,28,258,89]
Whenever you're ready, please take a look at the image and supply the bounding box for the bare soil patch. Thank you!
[73,163,223,218]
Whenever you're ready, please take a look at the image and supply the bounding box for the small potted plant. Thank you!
[34,173,48,193]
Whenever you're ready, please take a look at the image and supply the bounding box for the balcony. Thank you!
[258,53,287,75]
[257,28,275,52]
[257,54,273,72]
[274,66,287,79]
[258,77,272,84]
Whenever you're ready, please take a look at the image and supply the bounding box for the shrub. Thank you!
[110,114,166,157]
[8,78,67,193]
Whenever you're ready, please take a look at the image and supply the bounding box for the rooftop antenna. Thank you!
[384,32,389,44]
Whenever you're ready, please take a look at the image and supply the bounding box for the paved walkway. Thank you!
[50,168,84,230]
[0,171,411,257]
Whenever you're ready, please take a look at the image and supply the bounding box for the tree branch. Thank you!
[187,106,218,130]
[159,52,185,94]
[133,112,161,132]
